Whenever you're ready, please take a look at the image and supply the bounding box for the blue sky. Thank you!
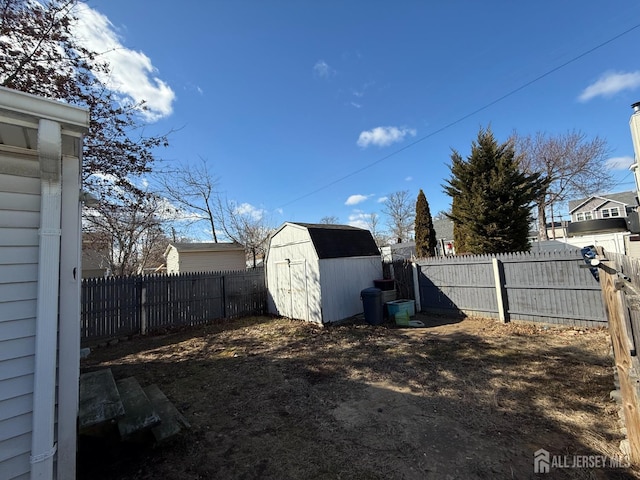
[78,1,640,236]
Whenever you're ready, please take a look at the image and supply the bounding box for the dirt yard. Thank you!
[78,315,638,479]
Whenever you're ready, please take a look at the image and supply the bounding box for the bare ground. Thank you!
[78,314,639,479]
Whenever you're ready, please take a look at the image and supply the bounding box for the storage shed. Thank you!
[265,222,382,324]
[164,242,246,273]
[0,87,89,479]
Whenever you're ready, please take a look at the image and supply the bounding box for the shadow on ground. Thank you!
[78,315,635,480]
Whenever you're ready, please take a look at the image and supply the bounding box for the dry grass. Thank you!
[79,315,639,479]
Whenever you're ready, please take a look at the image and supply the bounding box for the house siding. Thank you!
[572,198,630,221]
[0,170,39,479]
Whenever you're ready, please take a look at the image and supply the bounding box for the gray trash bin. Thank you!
[361,287,383,325]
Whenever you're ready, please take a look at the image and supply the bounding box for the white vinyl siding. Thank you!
[0,171,39,479]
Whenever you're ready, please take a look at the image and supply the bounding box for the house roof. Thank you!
[432,218,454,240]
[286,222,380,259]
[167,242,245,254]
[568,191,637,213]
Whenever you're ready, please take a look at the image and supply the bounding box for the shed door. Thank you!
[275,259,309,321]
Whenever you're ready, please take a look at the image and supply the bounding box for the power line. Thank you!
[278,22,640,209]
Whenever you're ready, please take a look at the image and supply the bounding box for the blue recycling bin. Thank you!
[361,287,384,325]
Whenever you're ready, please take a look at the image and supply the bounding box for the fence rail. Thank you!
[413,250,606,327]
[81,268,266,346]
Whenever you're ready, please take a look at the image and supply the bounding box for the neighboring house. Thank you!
[432,218,456,256]
[265,222,382,324]
[567,191,636,237]
[0,87,89,480]
[164,242,246,274]
[81,232,110,278]
[381,219,456,260]
[381,241,416,262]
[568,191,637,222]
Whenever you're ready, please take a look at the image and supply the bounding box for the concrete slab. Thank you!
[144,384,190,443]
[78,369,125,432]
[116,377,161,439]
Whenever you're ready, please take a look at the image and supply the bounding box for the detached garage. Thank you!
[265,222,382,324]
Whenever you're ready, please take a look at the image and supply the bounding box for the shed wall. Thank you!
[178,250,246,273]
[319,256,382,322]
[0,166,39,479]
[266,226,321,322]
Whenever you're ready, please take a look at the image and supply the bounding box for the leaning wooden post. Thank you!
[140,284,148,336]
[492,257,509,323]
[412,262,421,313]
[599,250,640,463]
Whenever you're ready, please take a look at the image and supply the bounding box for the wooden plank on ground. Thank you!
[78,369,125,432]
[116,377,161,439]
[144,384,190,443]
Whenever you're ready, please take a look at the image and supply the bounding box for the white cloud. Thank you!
[405,176,413,182]
[345,194,371,206]
[377,196,388,203]
[73,3,175,121]
[350,101,362,109]
[605,156,635,170]
[234,202,265,221]
[313,60,335,79]
[357,126,416,148]
[348,211,372,229]
[579,71,640,102]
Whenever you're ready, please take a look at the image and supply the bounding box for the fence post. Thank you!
[412,262,421,313]
[492,257,509,323]
[141,285,148,335]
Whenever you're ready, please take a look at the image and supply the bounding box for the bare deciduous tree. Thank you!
[216,198,274,267]
[319,216,340,224]
[157,157,220,241]
[514,130,613,240]
[0,0,170,201]
[84,192,171,275]
[366,212,387,246]
[382,190,414,243]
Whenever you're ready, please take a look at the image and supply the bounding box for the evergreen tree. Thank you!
[415,189,437,257]
[443,127,547,254]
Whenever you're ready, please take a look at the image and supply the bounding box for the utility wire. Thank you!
[278,22,640,209]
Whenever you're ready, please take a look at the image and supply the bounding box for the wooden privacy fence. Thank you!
[599,249,640,463]
[81,268,267,346]
[412,250,606,326]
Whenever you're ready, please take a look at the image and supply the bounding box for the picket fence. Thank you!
[412,249,606,326]
[81,268,266,346]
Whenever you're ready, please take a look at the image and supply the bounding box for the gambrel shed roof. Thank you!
[287,223,380,258]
